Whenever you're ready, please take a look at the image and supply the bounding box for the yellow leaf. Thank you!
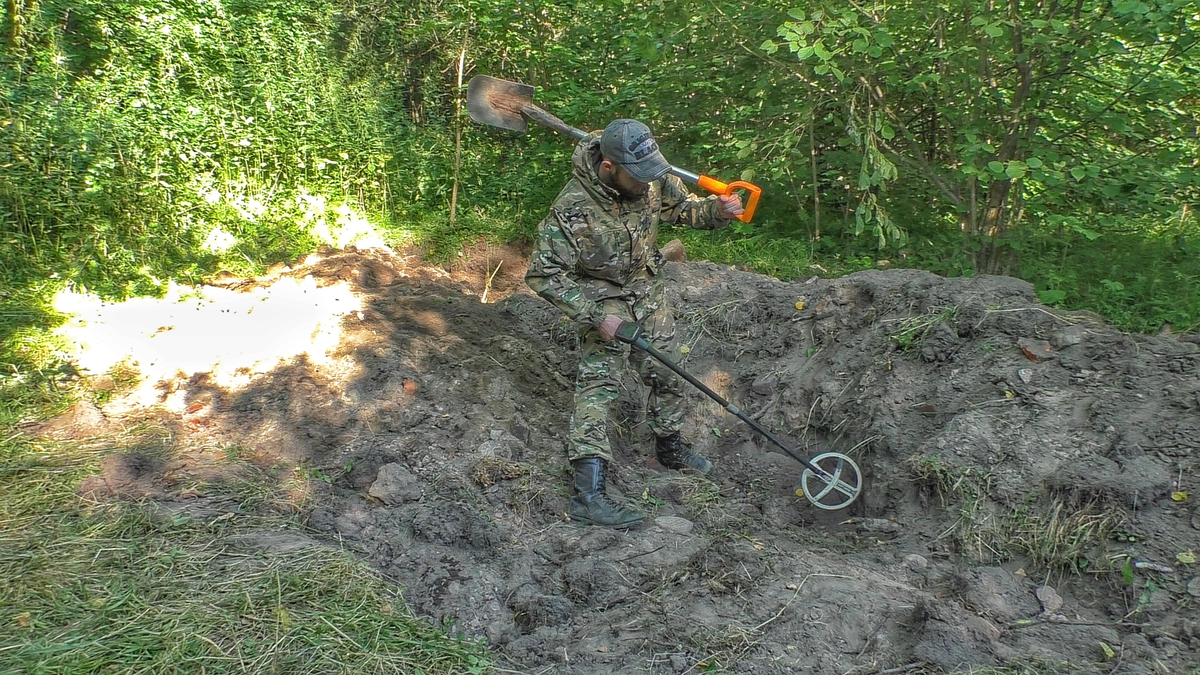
[1005,390,1015,399]
[1177,550,1197,565]
[1171,491,1189,502]
[1099,641,1116,660]
[795,488,805,498]
[794,300,805,311]
[14,612,31,628]
[679,344,691,355]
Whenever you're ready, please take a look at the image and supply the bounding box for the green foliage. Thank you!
[0,285,76,428]
[769,0,1200,274]
[0,0,1198,343]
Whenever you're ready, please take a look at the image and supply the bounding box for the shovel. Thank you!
[466,75,763,224]
[615,321,864,511]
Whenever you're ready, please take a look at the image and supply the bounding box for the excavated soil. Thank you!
[38,244,1200,674]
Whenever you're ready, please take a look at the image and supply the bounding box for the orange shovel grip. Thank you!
[696,175,762,223]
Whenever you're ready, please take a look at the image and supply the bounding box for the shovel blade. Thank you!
[466,75,535,133]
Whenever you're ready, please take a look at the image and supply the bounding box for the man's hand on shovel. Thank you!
[717,193,745,220]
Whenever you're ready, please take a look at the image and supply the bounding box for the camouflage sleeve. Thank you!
[525,208,605,326]
[659,174,732,230]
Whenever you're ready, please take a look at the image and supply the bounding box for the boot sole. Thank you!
[568,514,645,529]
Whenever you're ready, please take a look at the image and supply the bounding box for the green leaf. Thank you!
[813,42,833,60]
[1070,166,1087,181]
[787,8,806,20]
[1005,161,1027,179]
[988,160,1006,174]
[880,125,895,140]
[1026,157,1043,169]
[1038,289,1067,304]
[852,38,869,53]
[867,45,883,57]
[1120,558,1135,587]
[874,31,893,47]
[760,40,779,55]
[984,24,1004,38]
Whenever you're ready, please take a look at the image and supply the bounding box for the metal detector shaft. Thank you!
[614,322,824,476]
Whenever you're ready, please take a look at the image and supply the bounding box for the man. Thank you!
[525,119,744,528]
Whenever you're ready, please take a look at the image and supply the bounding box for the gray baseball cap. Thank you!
[599,119,671,183]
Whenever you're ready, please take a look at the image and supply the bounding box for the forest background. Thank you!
[2,1,1199,671]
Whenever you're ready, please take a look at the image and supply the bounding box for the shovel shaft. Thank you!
[520,104,588,142]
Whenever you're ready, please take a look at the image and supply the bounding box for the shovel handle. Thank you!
[696,175,761,224]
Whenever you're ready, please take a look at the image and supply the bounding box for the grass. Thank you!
[666,225,817,280]
[883,306,959,353]
[909,455,1123,574]
[0,431,491,675]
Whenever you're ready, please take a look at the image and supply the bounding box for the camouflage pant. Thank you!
[568,278,687,462]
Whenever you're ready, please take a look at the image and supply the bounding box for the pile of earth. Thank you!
[38,244,1200,674]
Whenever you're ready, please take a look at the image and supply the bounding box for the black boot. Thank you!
[568,458,645,528]
[655,433,713,475]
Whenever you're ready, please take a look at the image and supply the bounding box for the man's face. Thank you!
[602,162,651,199]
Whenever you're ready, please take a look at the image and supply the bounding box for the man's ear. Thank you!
[599,158,615,172]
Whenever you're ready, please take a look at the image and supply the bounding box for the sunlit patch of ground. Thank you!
[54,275,363,406]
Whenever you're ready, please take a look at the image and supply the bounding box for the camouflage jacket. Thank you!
[525,132,731,326]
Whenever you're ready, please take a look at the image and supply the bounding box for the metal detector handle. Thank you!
[613,320,645,346]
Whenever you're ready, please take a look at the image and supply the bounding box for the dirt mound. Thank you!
[56,247,1200,674]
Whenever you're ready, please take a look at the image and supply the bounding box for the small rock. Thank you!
[368,463,423,505]
[1017,368,1033,384]
[904,554,929,571]
[751,373,777,395]
[1017,338,1055,362]
[654,516,694,535]
[1187,577,1200,597]
[963,567,1041,622]
[1036,584,1064,613]
[90,375,116,392]
[659,239,687,262]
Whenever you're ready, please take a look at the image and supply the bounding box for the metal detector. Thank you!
[615,322,864,510]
